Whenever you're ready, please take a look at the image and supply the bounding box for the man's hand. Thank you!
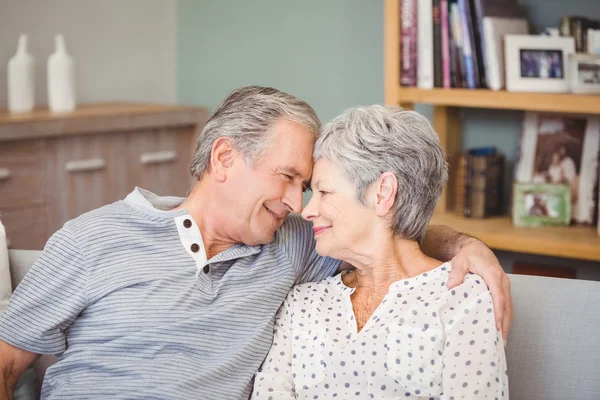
[447,237,513,344]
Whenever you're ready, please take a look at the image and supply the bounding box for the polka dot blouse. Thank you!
[251,262,508,399]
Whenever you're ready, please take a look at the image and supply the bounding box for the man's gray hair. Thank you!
[314,105,448,242]
[190,85,321,178]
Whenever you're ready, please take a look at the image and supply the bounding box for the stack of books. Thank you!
[455,147,504,218]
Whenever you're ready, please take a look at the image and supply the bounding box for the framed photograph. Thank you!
[505,35,575,92]
[569,54,600,93]
[515,112,600,224]
[513,183,571,227]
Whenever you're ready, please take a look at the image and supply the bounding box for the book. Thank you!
[469,154,504,218]
[474,0,527,90]
[482,18,528,90]
[454,154,468,215]
[432,0,443,87]
[588,29,600,54]
[401,0,418,86]
[418,0,434,89]
[441,0,451,88]
[458,0,479,88]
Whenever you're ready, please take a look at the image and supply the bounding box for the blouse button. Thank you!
[183,219,192,228]
[190,243,200,253]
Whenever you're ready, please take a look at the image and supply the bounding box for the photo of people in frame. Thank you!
[525,192,561,218]
[578,61,600,85]
[520,49,564,79]
[531,116,585,207]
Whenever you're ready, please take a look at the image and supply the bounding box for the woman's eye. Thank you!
[319,190,328,196]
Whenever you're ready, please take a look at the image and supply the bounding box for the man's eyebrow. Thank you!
[280,166,302,177]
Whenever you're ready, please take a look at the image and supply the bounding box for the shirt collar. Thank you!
[124,187,262,262]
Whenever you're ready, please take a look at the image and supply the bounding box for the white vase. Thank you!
[47,34,76,113]
[7,34,35,114]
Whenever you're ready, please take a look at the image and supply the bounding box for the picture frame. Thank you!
[569,53,600,94]
[514,112,600,224]
[505,35,575,93]
[513,183,571,227]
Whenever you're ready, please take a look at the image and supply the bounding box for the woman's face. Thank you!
[301,158,374,258]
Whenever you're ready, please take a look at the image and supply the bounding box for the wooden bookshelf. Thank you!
[384,0,600,261]
[430,213,600,262]
[396,88,600,115]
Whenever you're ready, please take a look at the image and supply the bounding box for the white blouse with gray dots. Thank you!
[251,262,508,399]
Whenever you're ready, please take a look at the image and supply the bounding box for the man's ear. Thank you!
[374,171,398,216]
[210,137,235,182]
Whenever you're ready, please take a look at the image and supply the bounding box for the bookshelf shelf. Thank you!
[396,87,600,115]
[430,213,600,261]
[384,0,600,261]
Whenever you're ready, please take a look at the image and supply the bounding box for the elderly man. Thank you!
[0,86,512,400]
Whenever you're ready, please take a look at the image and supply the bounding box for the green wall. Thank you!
[178,0,383,123]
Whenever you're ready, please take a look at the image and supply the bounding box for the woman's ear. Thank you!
[210,137,235,182]
[375,172,398,216]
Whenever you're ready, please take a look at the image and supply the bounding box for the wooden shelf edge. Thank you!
[397,87,600,115]
[430,213,600,262]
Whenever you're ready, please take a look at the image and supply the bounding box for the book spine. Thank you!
[418,0,434,89]
[467,0,485,88]
[470,155,504,218]
[454,154,468,215]
[472,0,488,88]
[441,0,451,88]
[449,1,467,87]
[432,0,443,87]
[560,16,572,37]
[401,0,418,86]
[571,18,585,52]
[458,0,477,89]
[464,153,473,217]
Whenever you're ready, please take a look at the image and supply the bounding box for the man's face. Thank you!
[224,119,314,245]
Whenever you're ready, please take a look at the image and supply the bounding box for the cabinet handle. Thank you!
[140,150,176,165]
[0,168,12,181]
[65,158,106,173]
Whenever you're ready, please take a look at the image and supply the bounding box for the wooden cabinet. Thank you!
[0,103,209,250]
[127,127,195,196]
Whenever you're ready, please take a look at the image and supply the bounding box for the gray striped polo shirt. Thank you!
[0,188,339,399]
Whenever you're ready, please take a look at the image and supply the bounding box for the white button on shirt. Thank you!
[252,262,508,399]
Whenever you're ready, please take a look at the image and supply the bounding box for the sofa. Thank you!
[7,249,600,399]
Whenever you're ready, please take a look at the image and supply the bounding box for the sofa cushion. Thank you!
[506,273,600,399]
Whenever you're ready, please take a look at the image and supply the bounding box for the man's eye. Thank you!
[284,174,294,182]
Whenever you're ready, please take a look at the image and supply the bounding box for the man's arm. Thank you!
[0,341,39,400]
[421,224,514,343]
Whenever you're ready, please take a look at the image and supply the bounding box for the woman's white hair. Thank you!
[314,105,448,242]
[190,85,321,178]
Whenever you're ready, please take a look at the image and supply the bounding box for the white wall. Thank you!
[0,0,176,107]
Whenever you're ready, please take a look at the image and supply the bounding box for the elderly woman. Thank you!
[251,106,508,399]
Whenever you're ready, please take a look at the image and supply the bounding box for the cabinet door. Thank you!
[127,127,195,197]
[46,132,130,235]
[0,140,46,209]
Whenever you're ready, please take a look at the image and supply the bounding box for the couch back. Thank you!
[8,250,600,399]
